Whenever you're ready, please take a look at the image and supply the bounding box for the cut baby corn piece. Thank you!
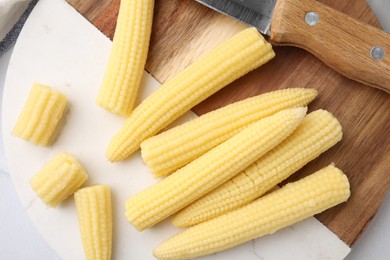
[106,27,275,161]
[141,88,317,177]
[125,107,306,230]
[97,0,154,117]
[173,109,342,227]
[75,185,112,260]
[30,153,87,207]
[154,165,350,260]
[12,82,68,146]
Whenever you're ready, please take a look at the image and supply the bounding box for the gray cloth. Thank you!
[0,0,39,55]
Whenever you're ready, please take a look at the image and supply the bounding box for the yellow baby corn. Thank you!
[141,88,317,177]
[97,0,154,117]
[154,165,350,260]
[107,27,275,161]
[173,109,342,227]
[125,107,306,231]
[12,83,67,146]
[30,153,87,207]
[75,185,112,260]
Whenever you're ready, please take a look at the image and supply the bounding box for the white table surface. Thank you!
[0,0,389,259]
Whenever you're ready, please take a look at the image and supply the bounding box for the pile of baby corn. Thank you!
[12,0,351,259]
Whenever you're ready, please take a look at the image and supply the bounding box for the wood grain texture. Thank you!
[271,0,390,93]
[67,0,390,246]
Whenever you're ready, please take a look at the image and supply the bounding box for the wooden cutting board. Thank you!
[67,0,390,246]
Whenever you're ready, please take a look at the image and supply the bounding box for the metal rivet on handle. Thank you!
[305,12,319,26]
[370,46,385,61]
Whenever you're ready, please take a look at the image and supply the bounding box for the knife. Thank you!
[196,0,390,93]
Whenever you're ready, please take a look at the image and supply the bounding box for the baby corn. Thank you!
[125,108,306,230]
[173,109,342,227]
[154,165,350,260]
[75,185,112,260]
[13,83,67,146]
[141,88,317,177]
[106,27,275,161]
[30,153,87,207]
[97,0,154,116]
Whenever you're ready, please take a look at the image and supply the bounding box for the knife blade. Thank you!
[196,0,390,93]
[196,0,276,35]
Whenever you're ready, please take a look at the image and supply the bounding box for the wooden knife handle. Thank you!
[270,0,390,93]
